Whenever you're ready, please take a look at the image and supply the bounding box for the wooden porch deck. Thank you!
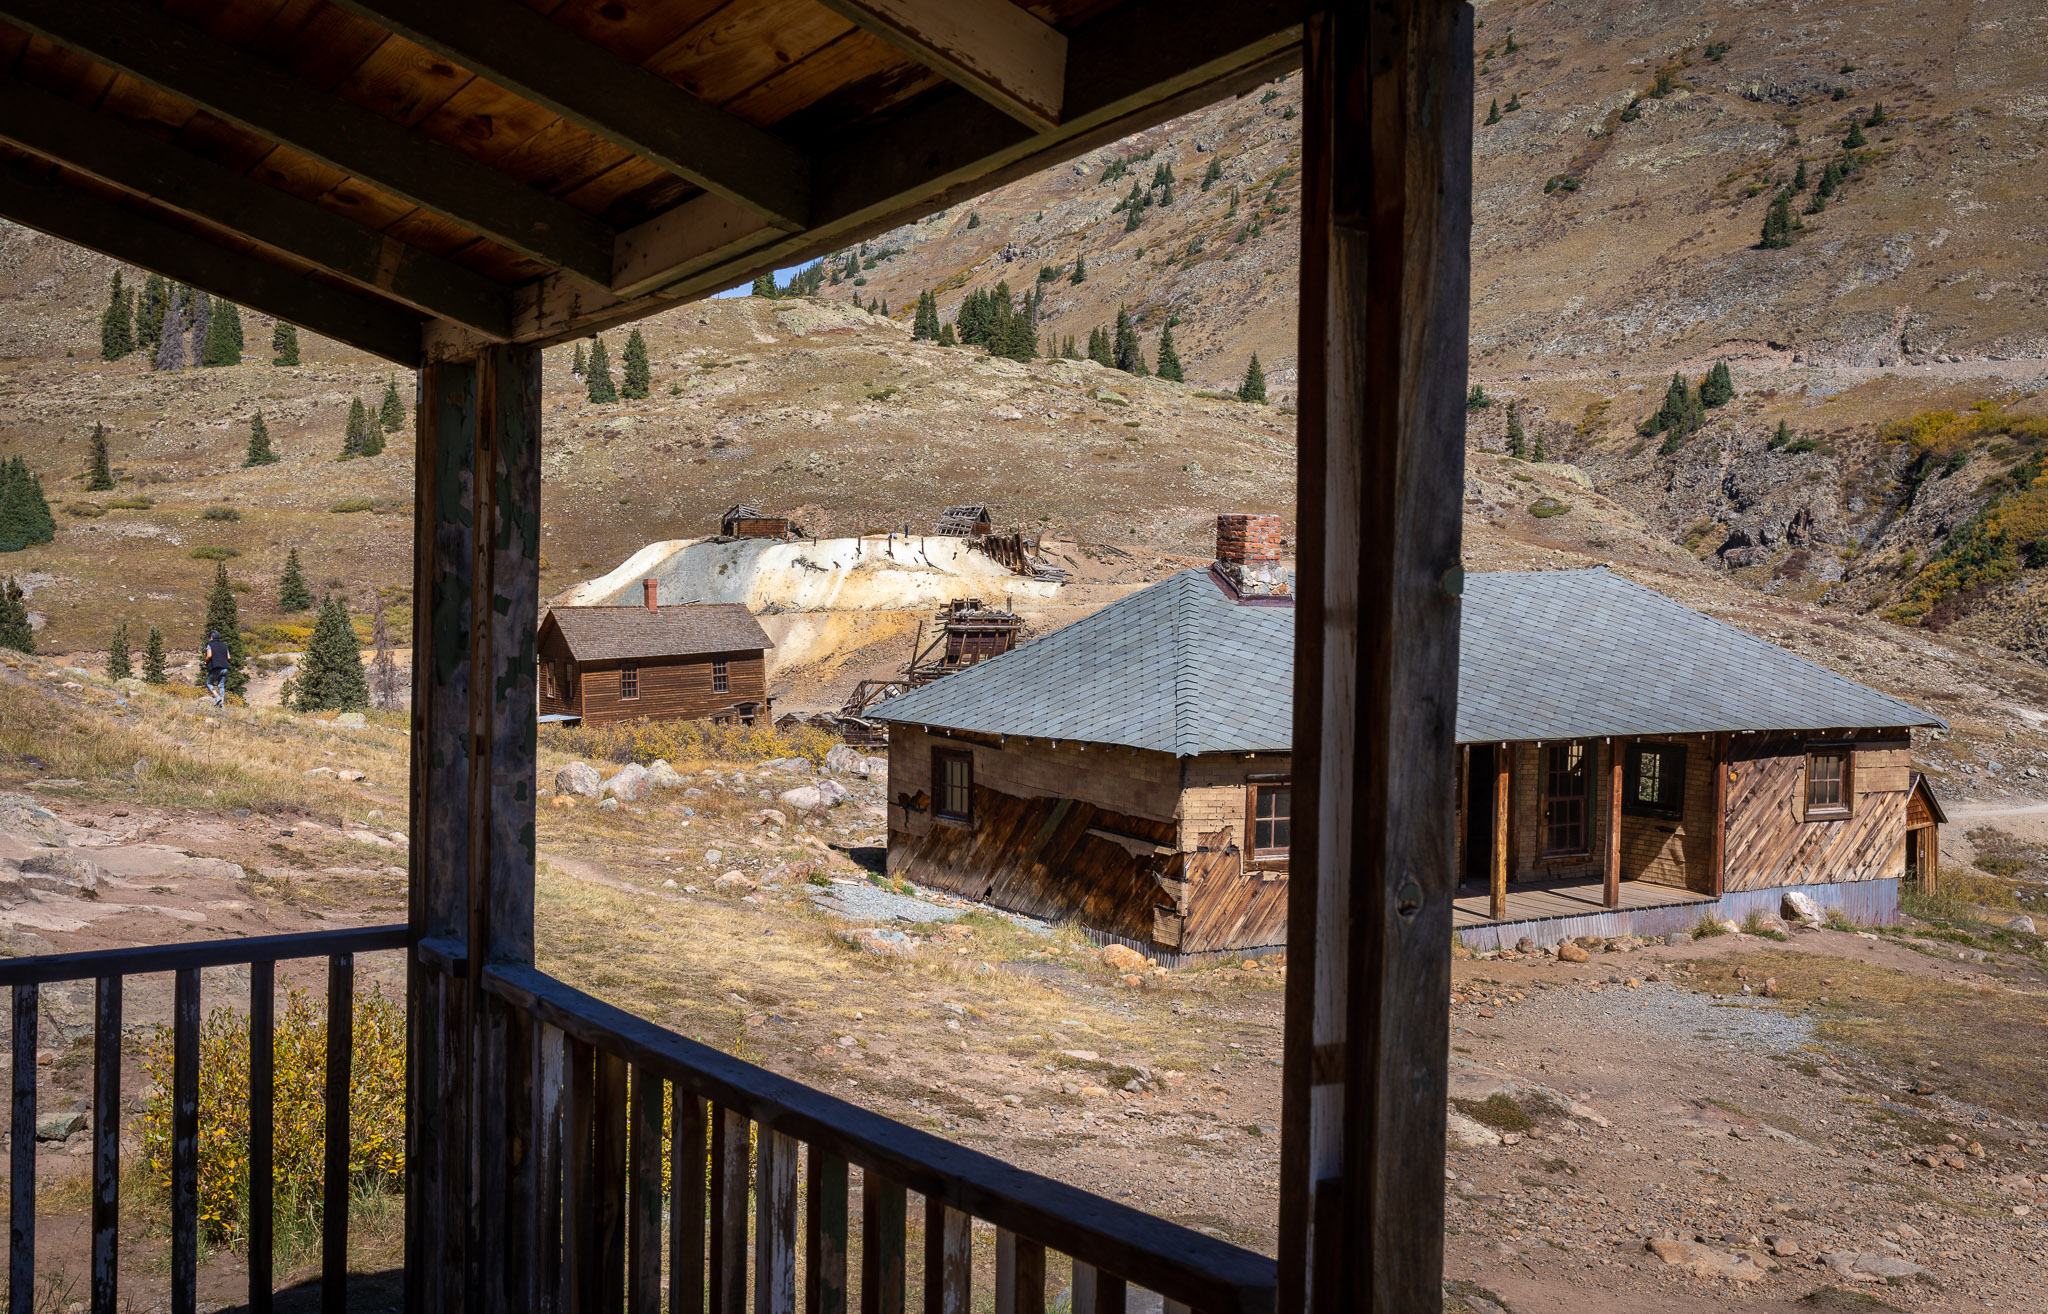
[1452,877,1713,929]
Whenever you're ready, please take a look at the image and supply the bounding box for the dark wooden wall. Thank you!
[1724,730,1910,891]
[538,652,768,725]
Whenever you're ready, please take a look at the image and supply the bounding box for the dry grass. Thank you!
[540,718,840,768]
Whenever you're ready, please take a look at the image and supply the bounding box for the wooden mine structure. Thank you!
[0,2,1476,1311]
[719,504,798,539]
[933,504,994,537]
[841,598,1026,719]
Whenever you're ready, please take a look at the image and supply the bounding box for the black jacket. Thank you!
[204,639,231,674]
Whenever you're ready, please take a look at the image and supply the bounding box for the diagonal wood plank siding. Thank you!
[1724,731,1908,892]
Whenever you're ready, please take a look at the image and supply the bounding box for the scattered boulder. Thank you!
[555,762,602,798]
[757,810,787,828]
[816,779,852,806]
[19,851,100,896]
[1663,933,1689,947]
[823,745,864,774]
[114,678,146,697]
[777,785,825,811]
[838,927,915,958]
[1446,1110,1502,1148]
[1645,1239,1770,1282]
[2008,914,2037,935]
[713,871,756,894]
[647,760,685,789]
[597,797,620,812]
[1099,943,1149,973]
[1558,942,1590,963]
[332,712,368,729]
[1822,1251,1930,1283]
[1782,890,1824,925]
[857,756,889,781]
[603,763,653,802]
[35,1111,86,1141]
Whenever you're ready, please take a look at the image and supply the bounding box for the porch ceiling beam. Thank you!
[0,74,513,339]
[0,162,422,364]
[810,0,1068,130]
[0,0,616,287]
[323,0,811,230]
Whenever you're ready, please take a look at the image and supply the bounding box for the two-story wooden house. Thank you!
[537,578,774,726]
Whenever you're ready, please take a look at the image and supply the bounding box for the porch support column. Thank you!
[1489,747,1508,921]
[1710,732,1728,898]
[406,341,543,1314]
[1277,3,1471,1312]
[1604,738,1623,909]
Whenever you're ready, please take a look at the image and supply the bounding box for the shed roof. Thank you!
[541,604,773,664]
[873,566,1944,756]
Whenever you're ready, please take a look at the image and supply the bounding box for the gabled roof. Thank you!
[872,565,1945,756]
[872,569,1292,757]
[1456,568,1945,742]
[541,604,773,664]
[1909,772,1949,825]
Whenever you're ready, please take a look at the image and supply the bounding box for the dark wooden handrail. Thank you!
[483,961,1278,1314]
[3,923,407,1314]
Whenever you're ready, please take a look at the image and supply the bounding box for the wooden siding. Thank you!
[539,651,767,725]
[1616,735,1716,891]
[1724,731,1910,891]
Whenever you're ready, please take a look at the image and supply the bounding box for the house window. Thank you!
[1249,783,1291,860]
[712,659,729,694]
[620,662,639,700]
[1806,746,1852,818]
[542,662,555,700]
[1625,742,1686,819]
[1541,741,1590,857]
[934,749,973,823]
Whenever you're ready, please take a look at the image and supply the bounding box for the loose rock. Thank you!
[555,761,602,798]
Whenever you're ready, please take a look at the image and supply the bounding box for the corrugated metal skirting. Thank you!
[1455,878,1901,952]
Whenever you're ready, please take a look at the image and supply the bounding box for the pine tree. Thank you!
[0,579,32,656]
[1061,335,1079,360]
[270,320,299,366]
[294,595,368,713]
[1201,158,1223,191]
[202,299,241,365]
[994,310,1037,363]
[1699,360,1734,408]
[1503,28,1519,53]
[100,271,135,361]
[620,328,651,400]
[1643,372,1705,441]
[1818,158,1844,198]
[1088,325,1115,368]
[1070,254,1086,284]
[966,211,981,229]
[1112,306,1143,374]
[1792,159,1809,191]
[105,620,131,681]
[1865,101,1886,127]
[358,403,385,458]
[1484,99,1502,125]
[937,323,957,347]
[1769,419,1793,450]
[1760,191,1796,248]
[1505,401,1526,457]
[585,337,617,403]
[1,459,54,551]
[1237,352,1267,404]
[278,547,313,612]
[244,412,278,467]
[153,288,187,371]
[188,295,212,366]
[1467,383,1492,410]
[1843,118,1866,148]
[1529,427,1546,462]
[750,273,777,298]
[1504,91,1522,112]
[1155,322,1184,382]
[378,378,405,432]
[1122,179,1145,231]
[137,273,168,351]
[141,625,167,684]
[571,341,586,377]
[200,561,249,697]
[342,397,368,458]
[912,290,939,340]
[370,593,400,710]
[87,422,115,491]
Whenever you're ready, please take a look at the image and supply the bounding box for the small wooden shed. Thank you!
[934,505,994,537]
[720,505,793,539]
[537,582,773,726]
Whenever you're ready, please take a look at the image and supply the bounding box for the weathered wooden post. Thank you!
[407,343,543,1313]
[1278,2,1471,1311]
[1605,739,1623,908]
[1490,748,1509,921]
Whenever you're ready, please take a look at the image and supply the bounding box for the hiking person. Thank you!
[203,629,230,707]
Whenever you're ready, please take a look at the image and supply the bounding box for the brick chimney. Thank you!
[1216,513,1282,566]
[643,578,658,612]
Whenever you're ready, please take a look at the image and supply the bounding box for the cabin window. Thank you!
[1249,783,1291,861]
[542,662,555,701]
[712,660,729,694]
[620,662,639,700]
[1540,741,1590,857]
[934,749,974,824]
[1806,746,1852,818]
[1624,742,1686,819]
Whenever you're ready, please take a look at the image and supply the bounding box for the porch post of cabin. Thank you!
[1605,738,1623,908]
[407,343,543,1312]
[1277,3,1471,1311]
[1711,732,1728,898]
[1490,747,1509,921]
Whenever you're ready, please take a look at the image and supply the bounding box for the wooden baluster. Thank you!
[322,955,354,1314]
[535,1024,566,1314]
[992,1231,1042,1314]
[921,1201,969,1314]
[670,1093,707,1314]
[1070,1263,1124,1314]
[803,1152,847,1314]
[9,982,34,1314]
[91,976,120,1314]
[858,1175,905,1314]
[594,1052,629,1313]
[171,968,199,1314]
[249,962,275,1314]
[628,1070,665,1314]
[708,1107,749,1314]
[563,1038,596,1314]
[754,1130,799,1314]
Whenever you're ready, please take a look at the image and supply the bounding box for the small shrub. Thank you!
[1743,910,1790,942]
[202,505,241,522]
[64,502,105,518]
[540,718,839,768]
[104,496,154,510]
[1453,1093,1533,1133]
[190,546,241,560]
[1528,497,1570,518]
[1692,915,1731,939]
[330,498,374,514]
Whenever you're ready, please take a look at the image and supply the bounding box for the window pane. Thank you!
[1271,818,1289,851]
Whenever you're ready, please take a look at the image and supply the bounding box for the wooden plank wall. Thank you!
[1171,825,1289,953]
[560,652,768,724]
[1724,731,1910,891]
[1616,735,1715,892]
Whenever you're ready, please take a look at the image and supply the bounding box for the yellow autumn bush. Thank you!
[541,717,838,768]
[139,986,406,1246]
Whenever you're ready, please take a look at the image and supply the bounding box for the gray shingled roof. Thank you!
[1456,568,1944,741]
[872,565,1943,756]
[871,569,1292,756]
[541,604,773,663]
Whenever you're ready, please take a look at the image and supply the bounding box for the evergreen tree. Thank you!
[1467,383,1493,410]
[1843,118,1866,148]
[585,337,617,403]
[1805,189,1828,216]
[1201,158,1223,191]
[199,561,249,697]
[571,341,586,377]
[1769,419,1793,450]
[342,397,369,458]
[1504,91,1522,112]
[1237,352,1267,404]
[750,273,777,298]
[1061,335,1079,360]
[0,579,32,656]
[878,298,889,320]
[1,459,54,550]
[840,252,858,281]
[153,288,187,371]
[188,295,212,365]
[620,328,651,400]
[937,323,957,347]
[1699,360,1734,408]
[1792,158,1809,191]
[1088,325,1115,368]
[1122,179,1145,231]
[1155,322,1184,382]
[105,620,131,680]
[202,299,241,365]
[100,271,135,361]
[994,311,1037,363]
[1112,306,1144,374]
[378,378,405,432]
[1865,101,1886,127]
[270,320,299,366]
[1759,190,1796,248]
[966,211,981,229]
[1504,401,1526,457]
[1503,28,1519,53]
[1817,158,1844,198]
[278,547,313,612]
[244,412,278,467]
[141,625,167,684]
[912,290,940,340]
[358,405,384,458]
[1529,426,1546,462]
[1484,99,1502,126]
[87,422,115,491]
[294,595,368,713]
[369,593,400,710]
[1070,254,1086,284]
[137,273,168,350]
[1642,371,1705,439]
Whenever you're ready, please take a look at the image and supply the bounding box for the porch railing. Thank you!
[0,924,410,1314]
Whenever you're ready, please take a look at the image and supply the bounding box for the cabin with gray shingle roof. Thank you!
[538,579,774,727]
[874,541,1947,954]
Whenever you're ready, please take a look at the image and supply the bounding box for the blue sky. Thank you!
[710,263,810,298]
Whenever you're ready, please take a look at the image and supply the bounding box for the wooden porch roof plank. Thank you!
[811,0,1068,130]
[2,0,617,285]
